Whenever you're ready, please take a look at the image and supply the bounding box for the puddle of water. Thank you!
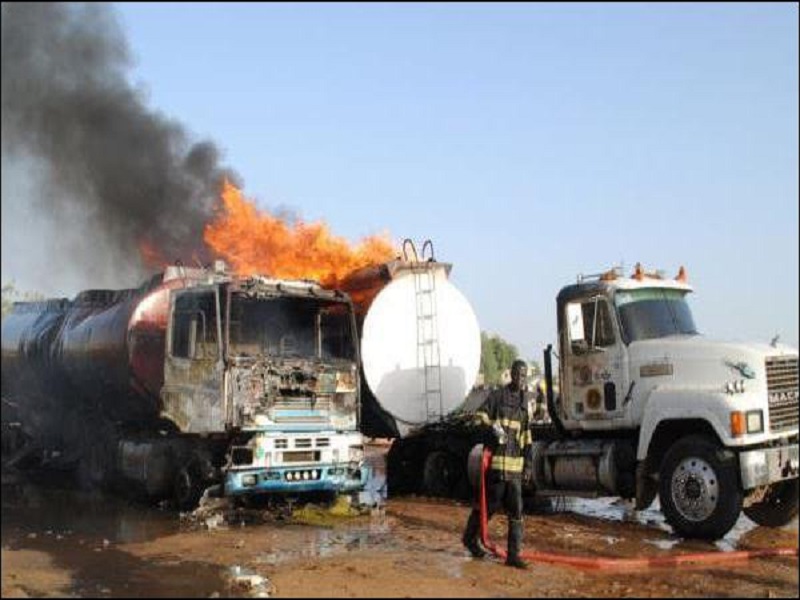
[2,481,179,546]
[644,538,682,551]
[2,480,252,598]
[1,445,396,597]
[561,496,798,552]
[601,535,621,546]
[255,517,393,566]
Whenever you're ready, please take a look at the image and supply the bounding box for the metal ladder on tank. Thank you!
[414,264,444,423]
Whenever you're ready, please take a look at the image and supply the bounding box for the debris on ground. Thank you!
[180,496,234,531]
[227,565,275,598]
[292,496,368,527]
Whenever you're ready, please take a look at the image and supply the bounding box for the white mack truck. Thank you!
[531,264,799,539]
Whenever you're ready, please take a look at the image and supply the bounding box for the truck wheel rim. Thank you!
[671,457,718,522]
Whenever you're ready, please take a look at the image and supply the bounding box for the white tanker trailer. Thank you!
[339,240,482,442]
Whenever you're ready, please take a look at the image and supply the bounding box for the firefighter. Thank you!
[461,359,533,569]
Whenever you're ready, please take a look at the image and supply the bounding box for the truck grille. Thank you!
[283,451,320,463]
[765,356,799,433]
[273,398,331,412]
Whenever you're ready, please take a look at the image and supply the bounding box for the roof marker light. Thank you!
[676,266,688,283]
[633,263,645,281]
[600,268,618,281]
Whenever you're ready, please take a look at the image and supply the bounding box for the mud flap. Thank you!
[635,460,658,510]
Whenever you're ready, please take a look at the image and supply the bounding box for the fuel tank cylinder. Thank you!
[339,259,481,439]
[530,439,637,497]
[1,273,184,432]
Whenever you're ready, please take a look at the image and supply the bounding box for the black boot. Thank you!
[462,510,487,559]
[505,518,528,569]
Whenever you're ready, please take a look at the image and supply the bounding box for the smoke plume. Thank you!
[1,3,236,293]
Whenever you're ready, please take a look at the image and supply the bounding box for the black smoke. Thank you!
[1,3,237,290]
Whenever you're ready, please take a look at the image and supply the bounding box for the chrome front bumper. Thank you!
[739,442,799,490]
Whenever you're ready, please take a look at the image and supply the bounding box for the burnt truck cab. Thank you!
[540,265,798,539]
[159,267,368,498]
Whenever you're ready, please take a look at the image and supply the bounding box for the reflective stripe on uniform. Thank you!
[475,411,491,426]
[475,413,522,431]
[491,455,525,473]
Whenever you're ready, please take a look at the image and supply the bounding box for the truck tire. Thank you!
[743,480,799,527]
[659,435,742,540]
[76,421,117,491]
[423,450,457,498]
[77,441,110,490]
[174,460,206,511]
[386,438,422,496]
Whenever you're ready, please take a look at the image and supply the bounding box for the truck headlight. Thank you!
[335,392,357,408]
[336,371,357,393]
[746,410,764,434]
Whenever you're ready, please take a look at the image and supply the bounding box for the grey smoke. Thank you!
[1,3,238,294]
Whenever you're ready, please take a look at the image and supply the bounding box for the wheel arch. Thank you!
[643,419,722,478]
[637,390,733,463]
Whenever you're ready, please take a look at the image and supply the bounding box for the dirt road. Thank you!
[2,451,798,598]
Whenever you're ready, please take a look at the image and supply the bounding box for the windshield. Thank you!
[228,294,356,361]
[614,288,698,343]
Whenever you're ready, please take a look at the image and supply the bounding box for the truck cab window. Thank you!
[568,297,616,354]
[614,288,698,342]
[228,295,356,361]
[320,304,356,361]
[172,291,218,359]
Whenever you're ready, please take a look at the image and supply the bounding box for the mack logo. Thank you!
[769,390,799,405]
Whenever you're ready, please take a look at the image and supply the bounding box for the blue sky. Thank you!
[111,2,797,359]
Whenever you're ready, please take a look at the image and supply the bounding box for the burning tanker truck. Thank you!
[1,262,368,508]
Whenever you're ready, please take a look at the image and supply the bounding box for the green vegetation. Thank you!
[479,331,542,386]
[2,282,44,319]
[2,283,16,319]
[480,332,519,386]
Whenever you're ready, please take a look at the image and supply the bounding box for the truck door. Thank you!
[563,295,628,423]
[161,286,225,432]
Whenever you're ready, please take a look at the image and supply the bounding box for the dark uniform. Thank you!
[462,365,533,568]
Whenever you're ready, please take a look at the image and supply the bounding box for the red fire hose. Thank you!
[477,448,798,570]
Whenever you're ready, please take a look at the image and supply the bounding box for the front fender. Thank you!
[637,389,734,460]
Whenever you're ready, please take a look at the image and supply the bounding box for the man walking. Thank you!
[462,359,533,569]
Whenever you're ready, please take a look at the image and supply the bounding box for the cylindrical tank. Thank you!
[1,273,184,440]
[340,259,481,438]
[1,298,72,446]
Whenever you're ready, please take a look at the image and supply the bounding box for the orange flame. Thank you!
[203,181,396,286]
[138,238,169,270]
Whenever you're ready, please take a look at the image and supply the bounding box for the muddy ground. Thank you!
[2,446,798,598]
